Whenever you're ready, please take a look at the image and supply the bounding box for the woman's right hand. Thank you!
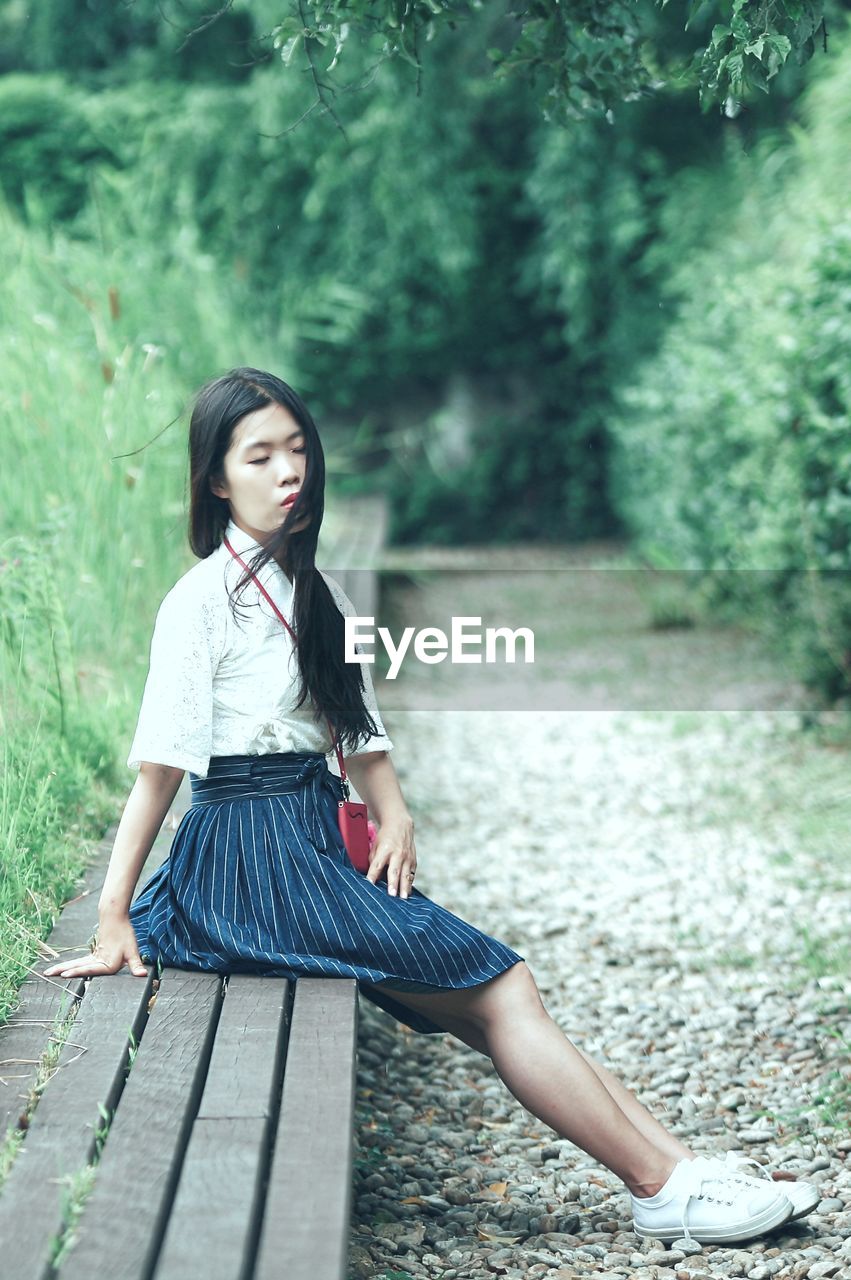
[43,915,149,980]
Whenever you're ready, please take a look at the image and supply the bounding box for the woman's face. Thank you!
[211,401,311,541]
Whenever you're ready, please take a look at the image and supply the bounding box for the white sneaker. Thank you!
[631,1155,794,1245]
[706,1151,821,1222]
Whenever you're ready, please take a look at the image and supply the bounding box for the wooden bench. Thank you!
[1,492,392,1277]
[0,772,359,1280]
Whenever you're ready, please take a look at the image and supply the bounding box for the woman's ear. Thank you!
[210,477,228,500]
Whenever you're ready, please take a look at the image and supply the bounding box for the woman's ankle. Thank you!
[628,1155,683,1199]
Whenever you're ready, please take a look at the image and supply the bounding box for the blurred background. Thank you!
[1,2,849,1022]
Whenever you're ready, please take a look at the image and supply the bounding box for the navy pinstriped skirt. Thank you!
[128,751,525,1035]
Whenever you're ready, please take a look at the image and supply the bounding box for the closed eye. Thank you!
[249,447,305,465]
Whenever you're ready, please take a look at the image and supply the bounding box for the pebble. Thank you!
[808,1263,843,1279]
[672,1238,705,1256]
[346,712,851,1280]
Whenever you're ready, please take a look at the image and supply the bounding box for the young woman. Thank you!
[44,368,817,1248]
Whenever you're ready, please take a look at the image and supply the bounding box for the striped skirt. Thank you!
[128,751,525,1035]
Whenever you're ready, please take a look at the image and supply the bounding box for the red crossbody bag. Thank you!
[223,536,372,874]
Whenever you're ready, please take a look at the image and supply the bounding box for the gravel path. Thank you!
[347,708,851,1280]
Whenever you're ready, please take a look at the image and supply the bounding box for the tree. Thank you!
[264,0,830,132]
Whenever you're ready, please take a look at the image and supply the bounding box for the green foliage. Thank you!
[794,221,851,571]
[63,51,494,409]
[1,0,833,120]
[0,74,119,222]
[0,702,118,1020]
[386,407,607,546]
[0,533,80,738]
[606,23,851,702]
[16,0,161,73]
[1,0,849,715]
[0,172,305,1029]
[690,0,826,112]
[0,0,254,83]
[266,0,830,124]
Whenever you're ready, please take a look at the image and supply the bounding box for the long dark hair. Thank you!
[187,367,381,755]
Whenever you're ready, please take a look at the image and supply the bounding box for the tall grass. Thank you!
[0,191,292,1025]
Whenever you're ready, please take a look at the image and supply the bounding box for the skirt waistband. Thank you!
[190,752,334,801]
[189,753,344,853]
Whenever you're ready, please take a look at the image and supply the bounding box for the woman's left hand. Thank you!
[366,815,417,898]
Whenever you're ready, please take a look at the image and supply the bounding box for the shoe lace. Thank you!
[675,1155,738,1247]
[711,1150,772,1187]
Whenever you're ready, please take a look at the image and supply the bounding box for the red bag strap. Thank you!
[223,536,350,788]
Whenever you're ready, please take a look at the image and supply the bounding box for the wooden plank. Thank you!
[0,818,120,1143]
[1,775,189,1144]
[254,978,358,1280]
[0,967,154,1278]
[153,974,292,1280]
[194,974,291,1120]
[157,1120,267,1280]
[56,967,222,1280]
[0,984,80,1140]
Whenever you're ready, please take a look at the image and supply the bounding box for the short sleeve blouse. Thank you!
[126,518,394,777]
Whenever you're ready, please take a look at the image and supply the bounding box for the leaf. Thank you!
[279,34,302,66]
[726,52,744,91]
[476,1226,525,1244]
[271,16,302,45]
[684,0,709,31]
[766,33,792,56]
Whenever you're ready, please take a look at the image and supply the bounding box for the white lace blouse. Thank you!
[126,517,394,778]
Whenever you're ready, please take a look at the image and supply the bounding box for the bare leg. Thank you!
[370,987,692,1165]
[574,1045,695,1167]
[362,963,694,1196]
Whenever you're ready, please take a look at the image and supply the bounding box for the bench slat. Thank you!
[0,805,177,1145]
[153,1118,268,1280]
[0,984,76,1142]
[57,969,222,1280]
[153,974,291,1279]
[0,968,154,1277]
[0,821,120,1143]
[196,974,291,1120]
[254,977,358,1280]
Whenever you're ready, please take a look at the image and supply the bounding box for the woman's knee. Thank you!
[463,961,547,1032]
[362,961,545,1037]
